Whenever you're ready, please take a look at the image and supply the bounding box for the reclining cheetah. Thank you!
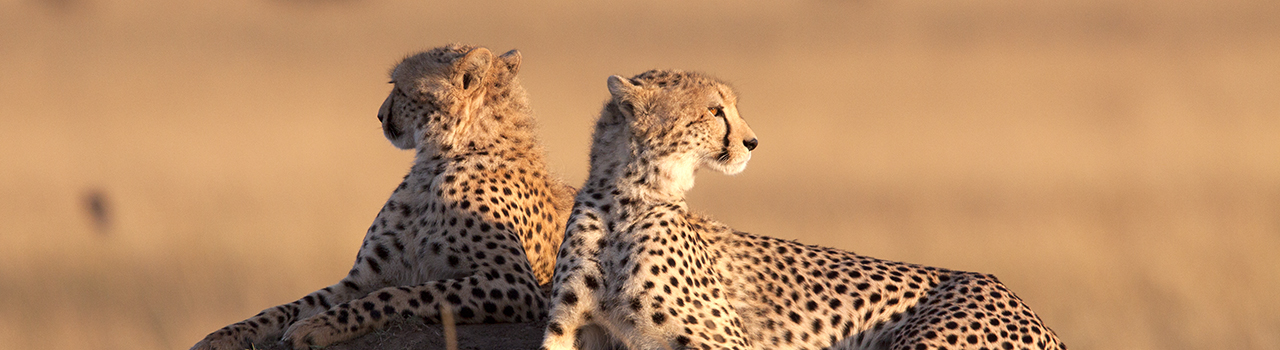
[542,70,1065,350]
[191,44,576,350]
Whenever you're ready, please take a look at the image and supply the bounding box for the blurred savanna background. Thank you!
[2,0,1278,349]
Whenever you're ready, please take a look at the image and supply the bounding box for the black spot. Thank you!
[378,292,393,301]
[652,312,667,325]
[562,292,579,306]
[584,276,599,290]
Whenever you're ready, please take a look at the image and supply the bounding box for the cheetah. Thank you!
[541,70,1065,350]
[191,44,576,350]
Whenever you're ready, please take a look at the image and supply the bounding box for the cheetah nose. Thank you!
[743,138,758,151]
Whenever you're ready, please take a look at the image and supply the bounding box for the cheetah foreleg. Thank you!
[190,279,371,350]
[282,272,545,349]
[542,206,618,350]
[541,267,610,350]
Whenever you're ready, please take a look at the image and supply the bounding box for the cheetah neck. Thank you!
[414,121,542,166]
[415,85,541,164]
[582,146,699,216]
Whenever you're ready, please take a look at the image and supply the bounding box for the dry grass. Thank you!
[1,1,1278,349]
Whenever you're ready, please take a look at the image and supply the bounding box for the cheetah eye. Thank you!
[708,106,725,118]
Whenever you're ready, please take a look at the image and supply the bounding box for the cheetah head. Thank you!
[605,70,759,176]
[377,44,523,151]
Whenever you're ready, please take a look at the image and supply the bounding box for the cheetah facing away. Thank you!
[541,70,1065,350]
[191,44,576,350]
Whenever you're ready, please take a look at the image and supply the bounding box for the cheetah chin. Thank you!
[707,152,751,175]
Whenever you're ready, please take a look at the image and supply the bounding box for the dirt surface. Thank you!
[255,321,546,350]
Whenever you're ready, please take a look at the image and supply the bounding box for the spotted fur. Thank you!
[190,44,575,350]
[541,70,1065,350]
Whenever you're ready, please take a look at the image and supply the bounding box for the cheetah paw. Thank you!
[189,328,254,350]
[281,316,343,350]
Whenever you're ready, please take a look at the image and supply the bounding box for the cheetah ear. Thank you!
[498,49,521,75]
[607,75,640,118]
[457,47,493,92]
[606,75,636,99]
